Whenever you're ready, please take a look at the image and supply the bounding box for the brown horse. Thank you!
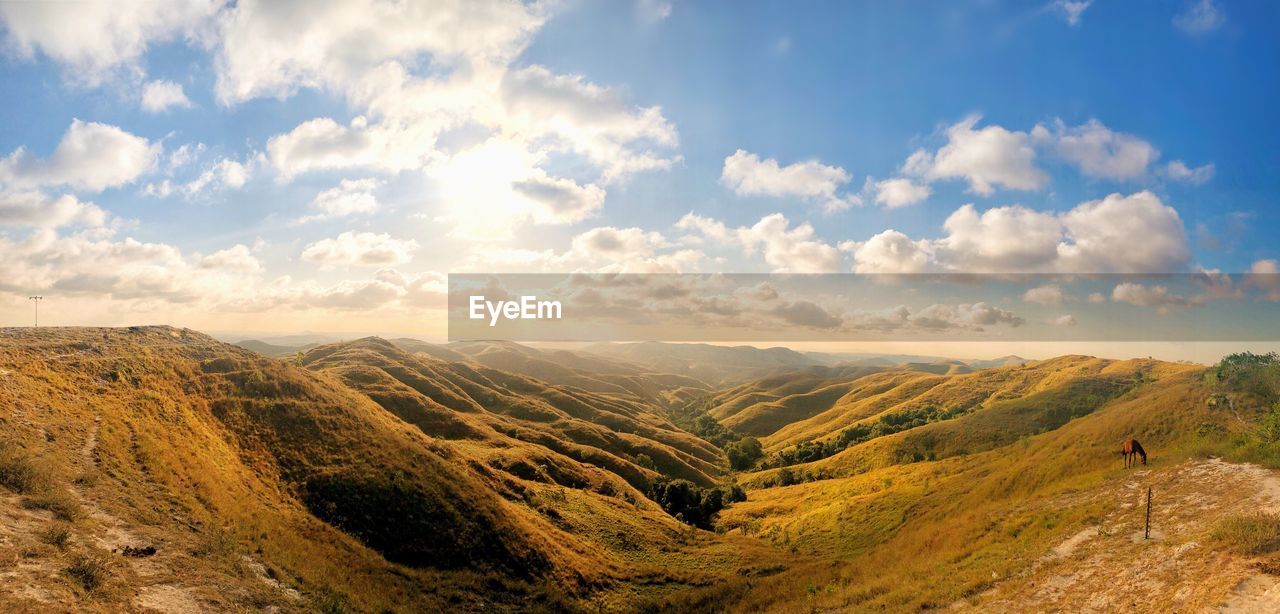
[1122,438,1147,468]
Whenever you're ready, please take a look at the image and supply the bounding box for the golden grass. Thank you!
[1212,513,1280,555]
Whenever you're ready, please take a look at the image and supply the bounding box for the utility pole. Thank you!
[28,296,42,327]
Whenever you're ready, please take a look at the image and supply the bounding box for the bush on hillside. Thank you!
[649,478,746,529]
[725,436,763,470]
[1212,352,1280,404]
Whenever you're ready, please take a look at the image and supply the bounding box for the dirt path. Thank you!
[964,458,1280,612]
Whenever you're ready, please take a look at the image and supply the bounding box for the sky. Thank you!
[0,0,1277,361]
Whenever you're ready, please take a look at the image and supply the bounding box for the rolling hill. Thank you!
[0,327,782,612]
[3,328,1279,612]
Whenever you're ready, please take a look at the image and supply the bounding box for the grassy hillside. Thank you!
[395,339,711,409]
[0,328,780,612]
[4,328,1276,612]
[702,357,1252,611]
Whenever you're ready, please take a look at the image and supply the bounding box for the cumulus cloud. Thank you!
[240,4,676,238]
[146,156,252,198]
[1056,191,1189,273]
[842,230,934,274]
[848,191,1190,274]
[140,80,192,113]
[904,115,1047,196]
[0,119,159,192]
[300,231,418,267]
[721,149,858,212]
[1164,160,1215,185]
[1023,284,1066,305]
[1174,0,1225,35]
[199,244,261,273]
[297,178,380,224]
[1035,119,1159,180]
[937,203,1063,271]
[0,0,222,85]
[677,212,840,273]
[0,190,108,229]
[869,177,930,209]
[1111,282,1204,312]
[1050,314,1078,326]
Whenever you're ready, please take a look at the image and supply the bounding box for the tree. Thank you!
[725,436,763,470]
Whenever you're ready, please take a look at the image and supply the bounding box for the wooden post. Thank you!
[1144,487,1152,540]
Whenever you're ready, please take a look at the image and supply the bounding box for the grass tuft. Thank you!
[65,552,113,593]
[23,491,82,522]
[0,445,48,494]
[1212,513,1280,555]
[41,524,73,549]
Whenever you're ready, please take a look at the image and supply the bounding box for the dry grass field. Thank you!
[3,328,1279,612]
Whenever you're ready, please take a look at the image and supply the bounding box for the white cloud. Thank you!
[166,142,206,170]
[904,115,1047,196]
[721,149,858,212]
[199,244,261,273]
[140,80,193,113]
[842,230,934,274]
[1050,314,1078,326]
[1174,0,1225,35]
[570,227,666,260]
[1051,0,1092,26]
[500,64,680,182]
[869,177,931,209]
[1164,160,1215,185]
[1111,282,1204,312]
[0,119,159,192]
[185,158,249,193]
[937,204,1062,271]
[1023,284,1066,305]
[1035,119,1159,180]
[0,0,222,85]
[0,190,108,229]
[1057,191,1189,273]
[222,2,677,239]
[677,212,840,273]
[211,0,543,105]
[846,191,1189,274]
[297,178,380,224]
[300,231,418,267]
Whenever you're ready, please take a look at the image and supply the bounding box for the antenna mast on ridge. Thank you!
[28,296,43,327]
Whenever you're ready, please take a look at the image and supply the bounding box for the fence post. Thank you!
[1145,487,1152,540]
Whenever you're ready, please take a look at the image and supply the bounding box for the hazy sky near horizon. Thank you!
[1,0,1278,361]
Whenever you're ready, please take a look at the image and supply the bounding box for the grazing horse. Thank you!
[1122,438,1147,468]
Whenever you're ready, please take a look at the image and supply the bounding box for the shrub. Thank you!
[66,552,113,592]
[725,436,763,471]
[23,491,81,522]
[41,524,72,549]
[193,525,240,558]
[0,446,46,494]
[1212,513,1280,555]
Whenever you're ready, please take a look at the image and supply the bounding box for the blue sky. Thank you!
[0,0,1277,355]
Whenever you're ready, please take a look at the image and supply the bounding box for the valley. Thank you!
[3,327,1279,612]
